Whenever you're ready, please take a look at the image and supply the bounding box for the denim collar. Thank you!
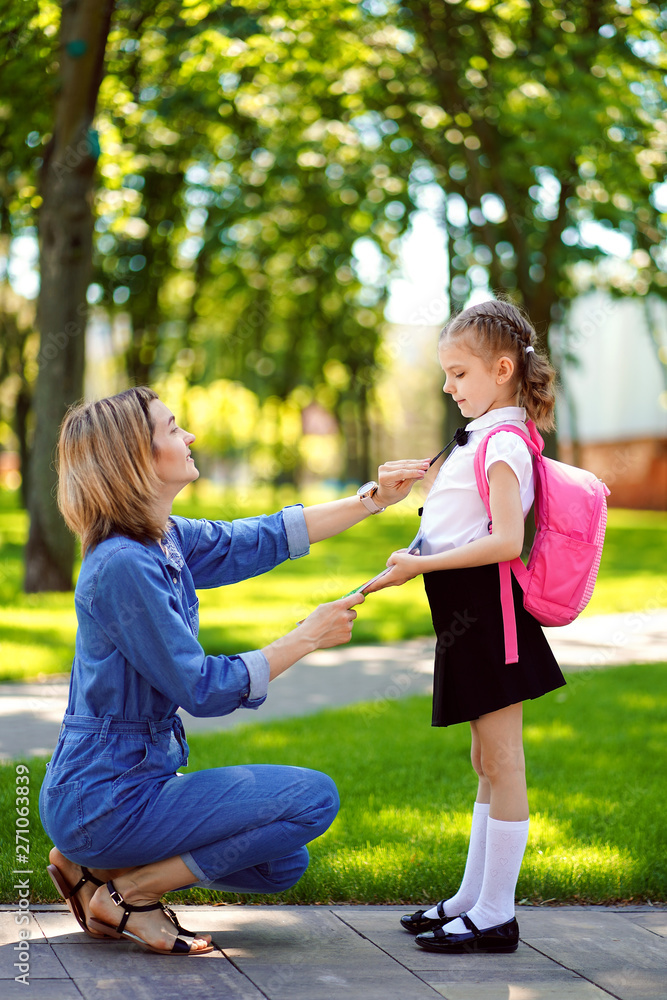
[160,521,184,575]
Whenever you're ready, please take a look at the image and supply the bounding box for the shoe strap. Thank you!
[460,912,482,938]
[68,866,105,898]
[436,900,447,920]
[106,880,163,936]
[170,936,193,954]
[162,904,191,937]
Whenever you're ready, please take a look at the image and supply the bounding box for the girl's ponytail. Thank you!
[521,343,556,431]
[440,300,557,431]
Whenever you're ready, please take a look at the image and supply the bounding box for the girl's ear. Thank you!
[496,355,515,383]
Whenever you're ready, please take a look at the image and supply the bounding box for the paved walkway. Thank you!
[2,610,666,998]
[1,609,666,761]
[1,902,665,999]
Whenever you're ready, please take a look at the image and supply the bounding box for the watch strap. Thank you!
[359,492,385,514]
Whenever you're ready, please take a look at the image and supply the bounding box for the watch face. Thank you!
[358,481,377,496]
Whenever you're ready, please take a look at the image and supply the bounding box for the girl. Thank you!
[40,386,429,956]
[368,300,566,954]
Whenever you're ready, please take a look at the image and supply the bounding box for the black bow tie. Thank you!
[428,427,470,467]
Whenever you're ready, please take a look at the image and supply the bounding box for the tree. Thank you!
[0,1,58,505]
[24,0,114,591]
[4,0,666,592]
[363,0,667,333]
[85,1,413,481]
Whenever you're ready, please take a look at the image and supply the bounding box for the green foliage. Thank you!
[1,664,665,904]
[1,1,666,489]
[0,486,665,681]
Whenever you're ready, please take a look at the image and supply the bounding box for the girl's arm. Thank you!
[302,459,430,544]
[365,461,525,591]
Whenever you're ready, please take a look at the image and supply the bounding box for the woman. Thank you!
[40,386,429,956]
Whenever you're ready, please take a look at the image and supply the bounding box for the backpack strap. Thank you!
[473,422,543,665]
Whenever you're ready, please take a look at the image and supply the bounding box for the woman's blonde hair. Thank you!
[439,299,557,431]
[57,387,166,555]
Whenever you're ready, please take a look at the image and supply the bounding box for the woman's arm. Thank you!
[365,461,525,591]
[260,592,365,681]
[302,459,430,544]
[90,547,367,716]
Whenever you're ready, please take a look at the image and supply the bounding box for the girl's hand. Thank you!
[375,459,430,507]
[363,549,422,592]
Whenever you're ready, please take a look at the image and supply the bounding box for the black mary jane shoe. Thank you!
[400,899,452,934]
[415,912,519,953]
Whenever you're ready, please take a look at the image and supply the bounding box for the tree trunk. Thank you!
[24,0,114,592]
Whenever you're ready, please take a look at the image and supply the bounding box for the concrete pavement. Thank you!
[1,609,667,761]
[1,610,666,998]
[1,902,665,999]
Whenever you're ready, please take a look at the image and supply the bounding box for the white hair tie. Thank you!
[525,346,535,354]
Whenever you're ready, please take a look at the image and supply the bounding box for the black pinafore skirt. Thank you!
[424,563,566,727]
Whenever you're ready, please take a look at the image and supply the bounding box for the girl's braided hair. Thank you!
[439,299,556,431]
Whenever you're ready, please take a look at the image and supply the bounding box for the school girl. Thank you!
[367,299,566,954]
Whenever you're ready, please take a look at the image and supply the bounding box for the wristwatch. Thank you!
[357,481,386,514]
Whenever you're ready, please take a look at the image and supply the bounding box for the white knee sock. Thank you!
[423,801,490,920]
[439,817,529,934]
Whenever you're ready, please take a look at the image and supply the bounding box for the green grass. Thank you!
[0,486,666,682]
[2,663,665,905]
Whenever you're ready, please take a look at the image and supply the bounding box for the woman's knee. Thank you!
[265,846,310,891]
[306,770,339,836]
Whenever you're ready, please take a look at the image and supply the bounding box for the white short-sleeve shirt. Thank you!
[418,406,534,556]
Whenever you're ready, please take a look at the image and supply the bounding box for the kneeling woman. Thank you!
[40,387,429,956]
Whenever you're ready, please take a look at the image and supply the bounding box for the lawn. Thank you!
[0,486,666,682]
[1,663,665,905]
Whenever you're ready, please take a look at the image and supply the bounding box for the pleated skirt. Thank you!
[424,563,566,727]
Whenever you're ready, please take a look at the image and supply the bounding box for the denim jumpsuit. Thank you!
[39,507,339,893]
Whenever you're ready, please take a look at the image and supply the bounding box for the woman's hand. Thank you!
[297,592,365,649]
[363,549,422,592]
[374,459,430,507]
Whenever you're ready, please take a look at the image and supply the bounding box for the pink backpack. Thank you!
[474,421,611,664]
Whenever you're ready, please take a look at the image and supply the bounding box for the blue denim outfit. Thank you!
[39,507,339,893]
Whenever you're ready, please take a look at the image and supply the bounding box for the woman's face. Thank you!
[149,399,199,494]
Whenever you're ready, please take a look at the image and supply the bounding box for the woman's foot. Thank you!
[48,847,115,938]
[88,878,212,954]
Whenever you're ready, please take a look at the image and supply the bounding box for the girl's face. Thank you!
[438,334,518,420]
[150,398,199,494]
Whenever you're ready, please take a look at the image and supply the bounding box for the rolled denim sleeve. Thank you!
[281,504,310,559]
[237,650,270,707]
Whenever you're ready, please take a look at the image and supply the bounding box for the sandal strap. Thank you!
[107,880,163,936]
[436,900,447,920]
[105,883,203,953]
[162,904,194,938]
[68,866,105,898]
[170,935,193,954]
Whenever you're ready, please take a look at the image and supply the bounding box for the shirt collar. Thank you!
[465,406,527,433]
[159,521,184,574]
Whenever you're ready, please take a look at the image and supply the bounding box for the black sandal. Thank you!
[87,880,215,955]
[47,864,117,940]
